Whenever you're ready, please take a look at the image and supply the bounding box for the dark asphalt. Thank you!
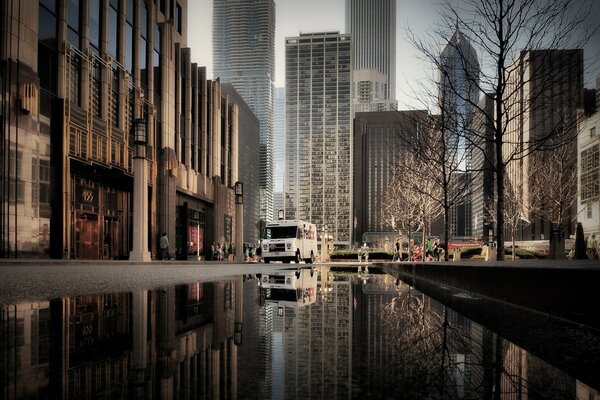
[0,261,293,306]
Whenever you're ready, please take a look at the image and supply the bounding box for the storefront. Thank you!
[71,175,132,259]
[176,201,208,260]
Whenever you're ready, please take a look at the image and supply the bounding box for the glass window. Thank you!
[38,45,57,93]
[38,6,57,48]
[125,23,133,71]
[153,23,160,52]
[141,1,148,39]
[108,4,118,58]
[140,37,147,84]
[40,0,56,12]
[153,49,161,93]
[175,3,182,33]
[67,0,79,30]
[126,0,134,24]
[88,0,101,49]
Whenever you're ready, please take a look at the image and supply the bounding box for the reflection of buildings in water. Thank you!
[352,274,399,394]
[0,302,51,399]
[237,277,269,400]
[0,279,243,399]
[263,272,353,398]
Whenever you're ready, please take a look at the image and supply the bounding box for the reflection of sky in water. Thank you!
[1,268,598,399]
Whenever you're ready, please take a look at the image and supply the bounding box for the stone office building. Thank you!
[0,0,239,259]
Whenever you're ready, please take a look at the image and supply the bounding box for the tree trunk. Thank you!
[511,228,515,261]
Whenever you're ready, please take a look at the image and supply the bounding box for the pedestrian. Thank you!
[211,242,216,260]
[393,239,401,262]
[433,238,440,261]
[160,232,171,260]
[425,238,433,261]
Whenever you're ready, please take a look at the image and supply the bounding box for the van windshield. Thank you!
[266,226,298,239]
[265,288,300,302]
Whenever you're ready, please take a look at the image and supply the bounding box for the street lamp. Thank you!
[129,118,152,262]
[235,181,244,262]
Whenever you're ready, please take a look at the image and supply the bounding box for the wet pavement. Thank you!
[1,261,599,399]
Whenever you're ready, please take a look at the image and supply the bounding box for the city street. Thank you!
[0,261,290,306]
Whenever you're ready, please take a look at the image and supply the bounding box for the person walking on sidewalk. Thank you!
[160,232,171,260]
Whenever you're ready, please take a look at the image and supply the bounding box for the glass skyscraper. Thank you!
[285,32,352,246]
[439,28,480,237]
[213,0,276,222]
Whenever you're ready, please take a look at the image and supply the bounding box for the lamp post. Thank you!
[321,226,330,262]
[129,118,152,261]
[235,182,244,263]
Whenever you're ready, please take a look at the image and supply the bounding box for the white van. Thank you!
[260,268,317,308]
[262,220,317,263]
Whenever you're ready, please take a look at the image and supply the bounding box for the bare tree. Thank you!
[407,0,598,260]
[529,144,578,258]
[382,145,444,260]
[487,177,530,260]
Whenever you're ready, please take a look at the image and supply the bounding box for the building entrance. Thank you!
[103,217,120,259]
[76,213,99,259]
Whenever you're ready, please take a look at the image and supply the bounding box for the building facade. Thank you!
[213,0,275,223]
[221,83,261,246]
[345,0,396,101]
[505,50,583,241]
[352,69,397,113]
[577,75,600,241]
[439,28,480,238]
[285,32,352,246]
[470,94,496,241]
[353,110,428,243]
[0,0,240,259]
[272,86,285,221]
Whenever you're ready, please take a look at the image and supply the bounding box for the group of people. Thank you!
[393,238,444,262]
[210,242,235,261]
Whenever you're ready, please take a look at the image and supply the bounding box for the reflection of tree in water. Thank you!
[382,289,464,398]
[381,286,576,399]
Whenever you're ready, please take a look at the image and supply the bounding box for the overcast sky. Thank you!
[187,0,600,110]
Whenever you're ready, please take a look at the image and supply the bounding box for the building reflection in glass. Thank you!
[1,271,598,399]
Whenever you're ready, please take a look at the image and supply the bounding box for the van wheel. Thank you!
[294,251,301,263]
[304,251,314,264]
[264,258,270,264]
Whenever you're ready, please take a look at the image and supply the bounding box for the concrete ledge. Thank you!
[382,260,600,330]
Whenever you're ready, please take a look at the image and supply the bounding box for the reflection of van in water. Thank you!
[260,268,317,308]
[261,220,317,263]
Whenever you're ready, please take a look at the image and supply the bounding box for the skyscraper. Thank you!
[213,0,276,222]
[353,110,429,243]
[505,50,583,241]
[439,27,480,238]
[285,32,352,246]
[272,87,285,221]
[346,0,396,101]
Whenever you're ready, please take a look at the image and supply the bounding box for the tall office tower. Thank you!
[272,87,285,221]
[505,50,583,240]
[285,32,352,246]
[346,0,396,101]
[353,110,429,243]
[439,28,480,238]
[470,94,496,241]
[213,0,276,223]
